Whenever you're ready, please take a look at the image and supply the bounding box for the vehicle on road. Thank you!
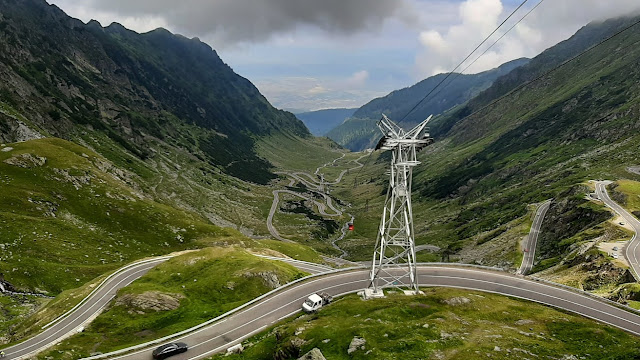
[613,253,619,259]
[152,342,188,359]
[613,246,619,251]
[620,222,626,226]
[302,292,333,313]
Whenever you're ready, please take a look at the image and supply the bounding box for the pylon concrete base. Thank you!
[362,288,385,299]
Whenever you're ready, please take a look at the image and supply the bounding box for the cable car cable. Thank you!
[452,16,640,128]
[429,0,545,105]
[396,0,531,126]
[352,0,533,188]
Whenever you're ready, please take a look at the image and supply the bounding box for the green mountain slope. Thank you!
[0,0,345,246]
[339,15,640,271]
[0,0,341,302]
[0,138,235,294]
[295,108,356,136]
[327,58,529,151]
[0,0,308,184]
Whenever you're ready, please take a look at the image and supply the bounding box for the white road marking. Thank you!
[8,267,152,357]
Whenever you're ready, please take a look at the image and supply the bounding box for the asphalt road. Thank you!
[267,153,366,243]
[88,265,640,360]
[3,257,172,360]
[595,181,640,280]
[518,200,551,275]
[628,167,640,176]
[415,244,441,253]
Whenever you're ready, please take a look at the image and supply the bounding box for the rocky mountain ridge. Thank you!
[0,0,309,184]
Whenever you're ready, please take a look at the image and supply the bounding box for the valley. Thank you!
[2,1,640,360]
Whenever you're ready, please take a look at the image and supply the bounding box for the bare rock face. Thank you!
[14,121,44,142]
[51,168,92,189]
[115,291,184,312]
[298,348,327,360]
[3,153,46,168]
[348,337,366,354]
[244,271,281,289]
[443,297,471,306]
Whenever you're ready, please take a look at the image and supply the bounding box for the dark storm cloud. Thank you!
[86,0,412,44]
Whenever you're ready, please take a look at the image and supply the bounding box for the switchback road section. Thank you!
[4,256,173,360]
[595,181,640,280]
[86,265,640,360]
[518,200,551,275]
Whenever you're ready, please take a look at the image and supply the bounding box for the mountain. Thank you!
[0,0,343,293]
[0,0,343,341]
[342,14,640,275]
[295,108,357,136]
[0,0,309,185]
[327,58,529,151]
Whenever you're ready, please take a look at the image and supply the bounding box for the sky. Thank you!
[47,0,640,112]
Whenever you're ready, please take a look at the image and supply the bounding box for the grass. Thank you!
[615,180,640,212]
[36,248,309,359]
[256,133,342,173]
[0,138,323,346]
[212,288,640,360]
[2,237,325,349]
[0,138,238,294]
[0,295,49,347]
[1,269,113,347]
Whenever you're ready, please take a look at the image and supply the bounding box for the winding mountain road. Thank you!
[8,176,640,360]
[595,181,640,280]
[3,257,173,360]
[518,200,551,275]
[267,153,366,244]
[81,263,640,360]
[7,250,640,359]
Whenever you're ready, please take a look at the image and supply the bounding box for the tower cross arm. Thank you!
[406,115,434,140]
[377,114,404,138]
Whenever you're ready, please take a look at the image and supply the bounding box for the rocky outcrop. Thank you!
[114,291,184,312]
[563,250,636,291]
[537,186,611,261]
[244,271,281,289]
[298,348,327,360]
[273,337,307,360]
[443,297,471,306]
[3,153,46,168]
[347,337,366,354]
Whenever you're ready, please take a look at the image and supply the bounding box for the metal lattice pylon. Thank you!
[367,114,433,295]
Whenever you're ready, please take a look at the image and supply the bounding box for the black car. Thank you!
[152,342,188,359]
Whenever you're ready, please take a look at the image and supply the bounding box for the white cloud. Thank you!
[415,0,640,77]
[253,76,386,111]
[419,31,446,52]
[48,0,415,47]
[345,70,370,88]
[308,85,329,95]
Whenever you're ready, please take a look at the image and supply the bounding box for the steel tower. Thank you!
[366,114,433,297]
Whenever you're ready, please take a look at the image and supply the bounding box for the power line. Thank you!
[352,0,535,187]
[397,0,531,126]
[430,0,546,103]
[453,16,640,127]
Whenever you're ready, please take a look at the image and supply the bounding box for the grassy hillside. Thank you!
[214,288,640,360]
[327,59,529,151]
[0,0,310,184]
[0,138,240,294]
[36,248,308,359]
[334,15,640,270]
